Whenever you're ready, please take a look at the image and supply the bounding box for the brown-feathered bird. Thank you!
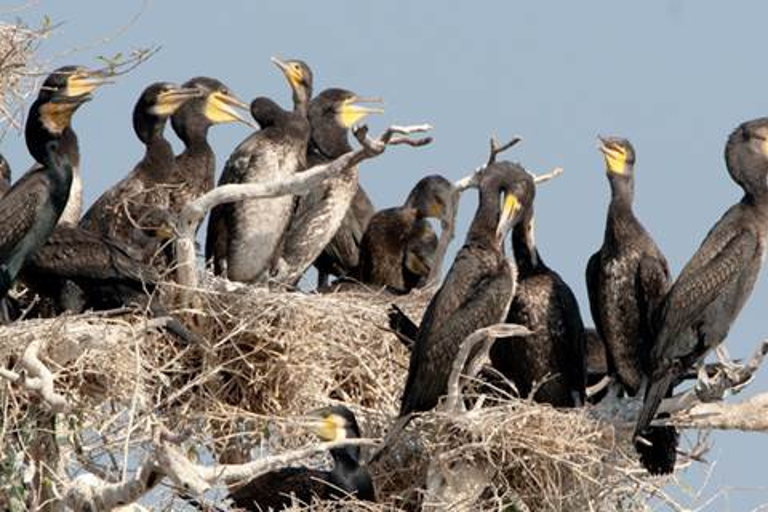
[359,175,454,293]
[400,162,535,415]
[635,118,768,474]
[206,58,313,283]
[80,83,201,251]
[228,406,375,510]
[273,88,382,286]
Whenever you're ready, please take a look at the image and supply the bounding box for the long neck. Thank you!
[179,121,212,157]
[467,186,500,249]
[740,172,768,213]
[512,219,543,275]
[293,87,310,118]
[311,125,351,159]
[330,445,360,471]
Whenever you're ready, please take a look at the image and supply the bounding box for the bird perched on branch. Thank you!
[206,58,313,283]
[80,82,202,257]
[228,405,375,510]
[358,175,454,293]
[0,71,95,299]
[585,137,677,473]
[635,118,768,474]
[273,87,383,286]
[400,161,534,415]
[169,77,253,214]
[491,211,587,407]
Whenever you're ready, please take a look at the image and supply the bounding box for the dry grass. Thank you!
[0,275,682,511]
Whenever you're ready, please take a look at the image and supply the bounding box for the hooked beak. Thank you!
[204,90,258,129]
[151,87,204,116]
[496,192,521,243]
[337,96,385,128]
[65,71,113,97]
[271,56,304,89]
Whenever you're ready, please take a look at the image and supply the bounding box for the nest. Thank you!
[0,276,677,511]
[0,20,48,132]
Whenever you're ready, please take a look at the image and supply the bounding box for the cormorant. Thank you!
[169,77,253,215]
[635,118,768,474]
[358,175,454,293]
[205,58,313,283]
[400,162,535,415]
[402,218,439,291]
[25,66,109,225]
[273,88,382,286]
[228,405,375,510]
[0,153,11,195]
[0,76,93,297]
[490,214,587,407]
[586,137,670,396]
[80,83,202,252]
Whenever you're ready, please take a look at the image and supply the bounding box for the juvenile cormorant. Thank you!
[169,77,253,214]
[402,218,439,291]
[228,406,375,510]
[25,66,108,225]
[205,58,313,283]
[80,83,202,251]
[0,82,92,297]
[586,137,670,396]
[273,88,382,286]
[635,118,768,474]
[490,214,587,407]
[400,163,535,415]
[359,175,454,293]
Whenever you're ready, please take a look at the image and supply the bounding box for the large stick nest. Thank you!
[0,275,678,511]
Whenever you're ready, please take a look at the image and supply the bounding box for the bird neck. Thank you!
[608,174,635,213]
[178,120,212,155]
[310,127,352,160]
[512,220,544,275]
[330,445,360,472]
[739,173,768,211]
[142,136,176,181]
[293,88,311,118]
[467,186,502,250]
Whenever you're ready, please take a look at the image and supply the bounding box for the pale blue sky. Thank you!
[3,1,768,509]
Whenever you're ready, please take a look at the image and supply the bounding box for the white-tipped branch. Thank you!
[0,338,68,412]
[174,123,432,301]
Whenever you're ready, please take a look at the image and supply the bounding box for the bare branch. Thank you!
[533,166,564,184]
[174,123,433,301]
[65,460,163,511]
[487,136,523,166]
[0,338,68,412]
[442,323,531,412]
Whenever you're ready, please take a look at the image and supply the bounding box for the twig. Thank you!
[0,338,68,412]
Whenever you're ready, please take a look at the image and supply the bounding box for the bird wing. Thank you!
[401,249,512,414]
[636,251,671,350]
[585,249,604,339]
[0,171,51,261]
[553,273,588,402]
[654,227,757,362]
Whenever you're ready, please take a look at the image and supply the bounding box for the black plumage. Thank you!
[0,153,11,195]
[228,406,375,510]
[402,218,439,291]
[80,83,201,253]
[586,137,670,397]
[205,59,312,283]
[399,162,534,415]
[0,78,92,298]
[490,214,587,407]
[274,88,382,286]
[169,77,253,215]
[635,118,768,474]
[23,66,108,225]
[359,175,454,293]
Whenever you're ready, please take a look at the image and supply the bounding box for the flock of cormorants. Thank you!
[1,57,767,509]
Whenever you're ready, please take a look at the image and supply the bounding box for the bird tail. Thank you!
[634,372,677,475]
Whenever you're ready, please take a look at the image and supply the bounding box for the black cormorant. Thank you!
[635,118,768,474]
[586,137,670,397]
[169,77,253,214]
[359,175,454,293]
[25,66,108,225]
[205,58,313,283]
[80,83,201,252]
[399,162,535,415]
[0,81,92,297]
[273,88,382,286]
[228,405,375,510]
[402,217,439,291]
[490,214,587,407]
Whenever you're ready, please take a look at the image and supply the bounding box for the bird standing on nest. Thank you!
[228,405,375,510]
[80,82,202,257]
[206,58,313,283]
[0,70,96,298]
[635,118,768,474]
[399,161,535,415]
[274,87,383,286]
[358,175,455,293]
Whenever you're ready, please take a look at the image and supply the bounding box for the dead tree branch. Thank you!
[0,337,68,412]
[174,123,432,302]
[442,323,531,412]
